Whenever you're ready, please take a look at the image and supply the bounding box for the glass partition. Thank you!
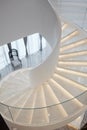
[0,91,87,126]
[0,33,52,79]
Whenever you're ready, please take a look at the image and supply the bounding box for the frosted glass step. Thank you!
[62,23,76,38]
[61,31,87,47]
[58,66,87,73]
[59,51,87,61]
[15,90,37,124]
[61,30,79,45]
[3,90,28,105]
[53,73,86,96]
[31,86,50,124]
[60,39,87,54]
[56,67,87,87]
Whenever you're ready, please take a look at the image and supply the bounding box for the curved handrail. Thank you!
[0,89,87,110]
[0,90,87,128]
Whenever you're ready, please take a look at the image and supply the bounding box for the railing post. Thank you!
[8,107,14,122]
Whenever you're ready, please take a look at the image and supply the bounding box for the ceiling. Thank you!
[49,0,87,32]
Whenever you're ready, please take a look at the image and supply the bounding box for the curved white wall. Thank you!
[0,0,61,47]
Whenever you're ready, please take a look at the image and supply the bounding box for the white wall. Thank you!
[0,0,60,48]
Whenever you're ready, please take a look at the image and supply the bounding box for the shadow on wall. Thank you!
[0,114,9,130]
[81,124,87,130]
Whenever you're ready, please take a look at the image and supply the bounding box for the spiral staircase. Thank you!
[0,0,87,130]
